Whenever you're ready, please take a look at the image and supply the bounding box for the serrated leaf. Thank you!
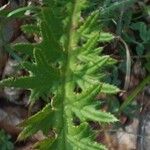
[99,32,114,42]
[73,84,101,107]
[80,32,100,54]
[0,1,120,149]
[78,10,99,34]
[101,83,120,94]
[0,48,60,102]
[21,24,40,35]
[33,137,56,150]
[18,103,54,140]
[68,136,107,150]
[81,105,118,123]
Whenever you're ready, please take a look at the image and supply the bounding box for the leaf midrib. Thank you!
[60,0,78,149]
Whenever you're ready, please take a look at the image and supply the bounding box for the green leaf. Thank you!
[101,83,120,94]
[68,136,107,150]
[0,1,119,149]
[34,138,56,150]
[119,76,150,112]
[81,105,118,123]
[7,6,39,18]
[99,32,114,42]
[78,10,100,34]
[131,22,150,42]
[0,48,60,102]
[21,24,40,35]
[18,103,54,140]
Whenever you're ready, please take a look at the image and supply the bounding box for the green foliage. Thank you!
[116,2,150,112]
[120,76,150,112]
[0,130,14,150]
[0,0,120,149]
[130,22,150,55]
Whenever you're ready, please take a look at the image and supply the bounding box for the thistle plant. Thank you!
[0,0,120,149]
